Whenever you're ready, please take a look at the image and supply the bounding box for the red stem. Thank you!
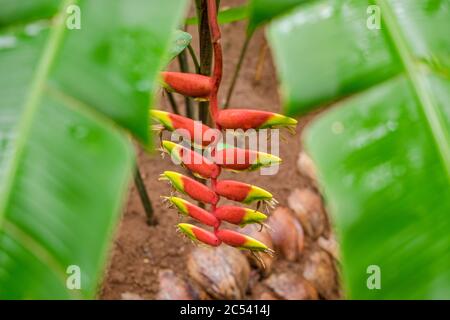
[207,0,221,43]
[207,0,222,126]
[207,0,223,236]
[211,177,219,232]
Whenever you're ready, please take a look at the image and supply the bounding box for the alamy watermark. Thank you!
[66,4,81,30]
[366,5,381,30]
[366,264,381,290]
[66,265,81,290]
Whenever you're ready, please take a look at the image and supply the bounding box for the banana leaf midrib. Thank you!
[0,0,188,299]
[375,0,450,179]
[0,0,120,299]
[0,82,130,298]
[0,0,75,224]
[290,0,450,179]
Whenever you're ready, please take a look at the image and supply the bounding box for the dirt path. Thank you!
[100,0,337,300]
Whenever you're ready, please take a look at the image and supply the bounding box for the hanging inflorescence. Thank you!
[151,0,297,261]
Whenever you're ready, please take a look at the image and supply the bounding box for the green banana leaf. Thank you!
[187,0,309,34]
[186,4,249,25]
[0,0,61,26]
[269,0,450,298]
[248,0,311,32]
[0,0,186,299]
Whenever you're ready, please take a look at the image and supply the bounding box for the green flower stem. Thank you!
[134,165,156,226]
[224,31,253,108]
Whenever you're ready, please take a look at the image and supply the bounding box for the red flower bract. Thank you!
[213,147,258,170]
[162,71,212,99]
[214,206,246,224]
[168,197,219,227]
[178,223,221,246]
[216,229,247,247]
[214,180,251,202]
[216,109,297,130]
[182,175,218,205]
[151,110,216,147]
[179,147,221,179]
[162,141,220,179]
[217,109,272,129]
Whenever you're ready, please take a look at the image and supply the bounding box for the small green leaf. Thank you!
[166,30,192,63]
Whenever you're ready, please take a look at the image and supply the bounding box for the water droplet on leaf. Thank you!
[69,124,89,140]
[0,35,17,50]
[331,121,344,134]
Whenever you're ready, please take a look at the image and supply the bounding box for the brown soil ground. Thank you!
[100,0,337,300]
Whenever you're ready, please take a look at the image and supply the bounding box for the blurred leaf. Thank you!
[186,4,249,25]
[248,0,310,32]
[50,0,187,142]
[268,0,401,115]
[0,0,61,27]
[0,0,187,299]
[166,30,192,63]
[270,0,450,298]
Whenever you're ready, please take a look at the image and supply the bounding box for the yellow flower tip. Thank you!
[177,223,196,240]
[264,113,298,128]
[244,185,273,203]
[167,196,189,215]
[161,140,178,153]
[242,209,267,225]
[258,152,282,166]
[161,171,185,192]
[150,110,174,130]
[243,235,270,252]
